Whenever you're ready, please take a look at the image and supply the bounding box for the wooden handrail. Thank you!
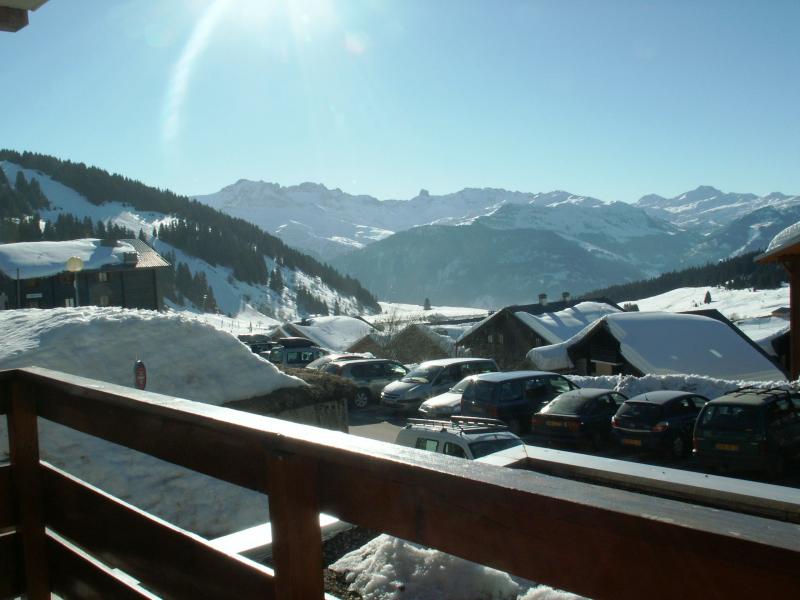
[2,366,800,599]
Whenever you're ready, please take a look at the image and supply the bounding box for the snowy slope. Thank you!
[0,307,304,537]
[624,285,788,320]
[0,161,371,321]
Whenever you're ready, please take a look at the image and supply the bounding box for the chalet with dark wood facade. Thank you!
[527,311,787,381]
[0,238,170,311]
[456,297,620,369]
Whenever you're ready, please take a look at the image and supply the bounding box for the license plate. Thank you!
[622,438,642,446]
[715,443,739,452]
[546,420,563,428]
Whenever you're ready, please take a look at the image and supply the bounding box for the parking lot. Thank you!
[347,404,800,489]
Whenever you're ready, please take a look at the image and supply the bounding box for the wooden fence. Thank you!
[1,366,799,599]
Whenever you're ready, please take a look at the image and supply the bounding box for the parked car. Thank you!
[418,376,473,418]
[305,353,368,370]
[532,388,627,447]
[611,391,709,457]
[322,358,408,409]
[395,416,526,461]
[693,388,800,477]
[460,371,578,434]
[263,344,327,368]
[380,358,498,412]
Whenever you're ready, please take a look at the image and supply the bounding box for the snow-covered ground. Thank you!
[0,307,304,536]
[368,302,489,325]
[625,285,788,321]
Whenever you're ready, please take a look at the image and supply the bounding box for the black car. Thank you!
[460,371,578,434]
[693,388,800,477]
[611,391,709,458]
[532,388,627,447]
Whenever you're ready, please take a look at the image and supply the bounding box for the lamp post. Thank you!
[65,256,84,307]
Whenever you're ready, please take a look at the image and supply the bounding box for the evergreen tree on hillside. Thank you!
[704,290,712,304]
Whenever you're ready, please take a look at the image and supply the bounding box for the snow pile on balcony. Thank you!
[0,306,303,405]
[0,238,137,279]
[0,307,305,537]
[331,534,583,600]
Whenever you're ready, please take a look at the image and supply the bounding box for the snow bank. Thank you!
[565,373,795,400]
[0,307,303,405]
[0,238,137,279]
[0,307,305,537]
[331,534,583,600]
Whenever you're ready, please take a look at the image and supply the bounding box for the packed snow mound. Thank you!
[0,307,304,405]
[331,534,583,600]
[0,238,137,279]
[566,373,795,400]
[290,315,374,351]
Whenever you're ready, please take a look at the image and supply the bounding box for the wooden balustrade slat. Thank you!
[7,380,49,600]
[0,531,24,599]
[0,464,15,529]
[41,463,275,600]
[47,531,159,600]
[267,453,324,599]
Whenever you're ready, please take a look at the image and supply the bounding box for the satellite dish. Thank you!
[65,256,84,273]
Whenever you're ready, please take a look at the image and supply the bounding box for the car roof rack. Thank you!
[405,416,510,435]
[731,386,794,396]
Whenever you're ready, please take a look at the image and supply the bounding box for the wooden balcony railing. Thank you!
[1,366,799,599]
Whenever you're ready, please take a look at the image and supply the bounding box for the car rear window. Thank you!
[468,437,523,459]
[541,394,591,415]
[472,380,497,404]
[698,405,760,432]
[617,402,662,422]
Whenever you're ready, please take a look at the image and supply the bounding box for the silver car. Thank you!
[322,358,408,409]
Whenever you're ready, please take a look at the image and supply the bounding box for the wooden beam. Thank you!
[42,463,275,600]
[7,380,49,599]
[788,258,800,379]
[0,7,28,32]
[0,531,24,599]
[47,532,159,600]
[0,463,16,529]
[267,453,324,599]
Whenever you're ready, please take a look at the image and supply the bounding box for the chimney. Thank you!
[538,293,547,306]
[562,291,570,303]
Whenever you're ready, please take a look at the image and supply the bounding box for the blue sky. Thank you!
[2,0,798,202]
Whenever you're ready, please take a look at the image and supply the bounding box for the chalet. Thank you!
[0,238,169,311]
[277,316,376,352]
[346,331,390,357]
[383,323,455,364]
[757,221,800,377]
[527,311,787,382]
[456,298,621,368]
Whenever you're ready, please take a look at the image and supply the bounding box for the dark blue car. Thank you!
[532,388,627,447]
[612,391,709,458]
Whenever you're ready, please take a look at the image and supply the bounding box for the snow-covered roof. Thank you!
[289,315,375,352]
[0,307,303,405]
[0,238,145,280]
[758,221,800,262]
[527,312,786,382]
[514,301,620,344]
[403,323,455,353]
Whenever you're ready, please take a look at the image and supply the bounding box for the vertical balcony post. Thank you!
[267,453,324,599]
[8,380,49,599]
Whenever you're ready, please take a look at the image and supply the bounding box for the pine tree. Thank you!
[704,290,712,304]
[423,297,432,310]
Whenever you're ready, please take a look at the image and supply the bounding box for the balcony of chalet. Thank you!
[1,366,799,599]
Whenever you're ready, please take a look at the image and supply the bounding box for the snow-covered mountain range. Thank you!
[196,180,799,307]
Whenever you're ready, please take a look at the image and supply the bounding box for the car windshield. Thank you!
[540,395,591,415]
[450,377,471,394]
[617,402,662,422]
[469,437,523,459]
[699,405,760,432]
[402,365,442,384]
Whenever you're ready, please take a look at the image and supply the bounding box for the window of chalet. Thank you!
[99,295,110,306]
[65,298,74,307]
[98,272,108,282]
